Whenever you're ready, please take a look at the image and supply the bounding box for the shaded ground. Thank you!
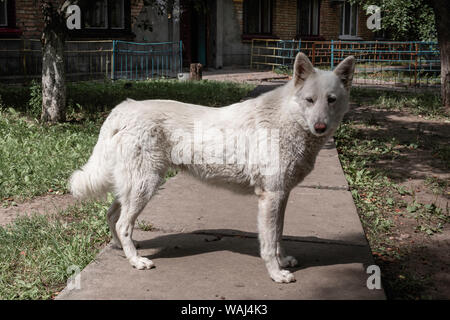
[343,101,449,299]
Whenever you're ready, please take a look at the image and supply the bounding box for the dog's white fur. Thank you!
[70,53,355,283]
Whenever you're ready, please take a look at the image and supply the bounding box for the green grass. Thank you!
[0,109,101,200]
[0,79,254,299]
[350,88,447,120]
[334,98,450,299]
[0,199,112,299]
[355,70,440,86]
[335,121,449,243]
[334,123,399,247]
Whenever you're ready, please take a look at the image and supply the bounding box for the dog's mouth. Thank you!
[311,130,328,137]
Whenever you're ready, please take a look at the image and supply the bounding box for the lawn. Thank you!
[0,79,255,299]
[336,88,450,299]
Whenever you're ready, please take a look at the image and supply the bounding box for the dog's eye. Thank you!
[306,97,314,104]
[328,96,336,104]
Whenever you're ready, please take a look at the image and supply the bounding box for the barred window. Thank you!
[82,0,125,30]
[340,2,358,37]
[243,0,272,35]
[298,0,320,36]
[0,0,8,27]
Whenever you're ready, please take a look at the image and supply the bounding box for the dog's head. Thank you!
[288,52,355,137]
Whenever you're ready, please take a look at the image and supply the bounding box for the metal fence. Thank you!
[112,40,182,80]
[0,39,183,83]
[251,39,441,89]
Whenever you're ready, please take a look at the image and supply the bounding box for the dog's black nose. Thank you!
[314,122,327,134]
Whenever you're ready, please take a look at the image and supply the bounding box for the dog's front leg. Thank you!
[275,194,298,269]
[257,191,296,283]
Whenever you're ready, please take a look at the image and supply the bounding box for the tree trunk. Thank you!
[190,63,202,80]
[41,29,66,122]
[40,0,69,123]
[431,0,450,114]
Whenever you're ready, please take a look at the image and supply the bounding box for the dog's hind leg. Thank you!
[257,191,296,283]
[107,200,141,249]
[107,200,122,248]
[116,173,163,270]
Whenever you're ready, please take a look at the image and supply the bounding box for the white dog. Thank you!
[70,53,355,283]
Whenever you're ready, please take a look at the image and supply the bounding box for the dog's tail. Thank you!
[69,130,112,200]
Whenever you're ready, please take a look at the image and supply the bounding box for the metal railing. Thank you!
[0,39,183,83]
[112,40,182,80]
[251,39,441,88]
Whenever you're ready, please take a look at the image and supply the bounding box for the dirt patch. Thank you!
[203,68,288,83]
[346,102,450,299]
[0,194,79,226]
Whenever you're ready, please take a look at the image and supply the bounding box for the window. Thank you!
[85,0,107,29]
[243,0,272,35]
[81,0,125,30]
[0,0,8,27]
[110,0,124,29]
[298,0,320,36]
[340,2,358,37]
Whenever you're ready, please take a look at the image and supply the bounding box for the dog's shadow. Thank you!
[136,229,373,272]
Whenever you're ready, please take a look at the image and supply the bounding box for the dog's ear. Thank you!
[334,56,355,91]
[293,52,315,87]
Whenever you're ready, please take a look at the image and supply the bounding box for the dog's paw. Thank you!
[279,255,298,268]
[270,269,296,283]
[130,256,155,270]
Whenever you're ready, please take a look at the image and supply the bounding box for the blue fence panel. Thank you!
[112,40,182,80]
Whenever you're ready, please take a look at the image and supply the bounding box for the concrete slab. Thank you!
[141,174,364,246]
[299,139,349,190]
[56,127,384,299]
[57,231,383,300]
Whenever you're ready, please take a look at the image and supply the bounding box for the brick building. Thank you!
[0,0,376,68]
[0,0,144,39]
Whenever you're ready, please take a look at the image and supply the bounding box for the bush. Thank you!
[0,80,255,120]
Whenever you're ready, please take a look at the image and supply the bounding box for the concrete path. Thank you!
[57,137,385,300]
[203,68,289,83]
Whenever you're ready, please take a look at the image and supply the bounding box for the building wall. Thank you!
[220,0,374,67]
[321,1,374,40]
[7,0,145,39]
[272,0,297,40]
[320,0,340,40]
[357,6,374,40]
[15,0,43,39]
[222,0,251,66]
[133,4,180,43]
[229,0,374,41]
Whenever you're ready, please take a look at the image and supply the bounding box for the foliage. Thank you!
[350,0,437,41]
[0,80,254,121]
[28,80,43,119]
